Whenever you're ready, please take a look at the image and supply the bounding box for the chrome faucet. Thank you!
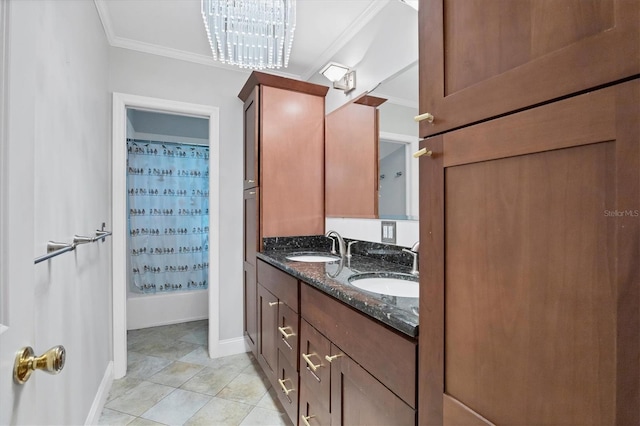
[346,240,358,258]
[402,241,420,276]
[325,230,346,258]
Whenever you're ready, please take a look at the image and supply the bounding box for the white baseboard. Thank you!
[209,336,248,359]
[85,361,114,425]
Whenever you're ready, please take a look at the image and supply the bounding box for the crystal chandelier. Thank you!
[201,0,296,70]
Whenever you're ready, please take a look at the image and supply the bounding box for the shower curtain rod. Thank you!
[127,138,209,148]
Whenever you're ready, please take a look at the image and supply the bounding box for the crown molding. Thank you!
[93,0,302,79]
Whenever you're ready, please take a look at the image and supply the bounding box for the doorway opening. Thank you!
[112,93,220,379]
[125,108,210,329]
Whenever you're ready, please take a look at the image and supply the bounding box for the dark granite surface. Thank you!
[258,236,419,338]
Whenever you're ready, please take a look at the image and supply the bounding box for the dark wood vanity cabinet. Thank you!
[240,72,328,358]
[300,284,417,425]
[256,260,300,425]
[418,0,639,137]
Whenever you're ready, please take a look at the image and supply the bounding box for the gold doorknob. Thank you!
[14,345,66,384]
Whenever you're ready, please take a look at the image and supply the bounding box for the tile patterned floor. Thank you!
[98,320,289,425]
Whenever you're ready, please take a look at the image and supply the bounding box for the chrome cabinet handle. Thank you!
[268,301,281,307]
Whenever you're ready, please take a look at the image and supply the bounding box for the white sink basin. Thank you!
[348,273,418,298]
[286,252,340,263]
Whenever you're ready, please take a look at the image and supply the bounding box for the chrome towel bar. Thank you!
[34,225,112,264]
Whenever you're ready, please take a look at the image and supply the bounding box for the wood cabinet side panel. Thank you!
[301,284,417,407]
[260,86,325,237]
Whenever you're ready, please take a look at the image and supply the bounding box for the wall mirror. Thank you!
[318,1,419,246]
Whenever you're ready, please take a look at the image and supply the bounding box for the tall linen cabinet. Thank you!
[417,0,639,424]
[238,71,328,356]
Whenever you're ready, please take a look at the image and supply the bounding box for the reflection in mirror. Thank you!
[373,62,419,220]
[324,0,419,244]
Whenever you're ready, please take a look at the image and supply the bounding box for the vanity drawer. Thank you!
[276,350,299,425]
[299,381,331,426]
[277,302,299,369]
[301,283,417,408]
[299,319,331,408]
[257,260,298,311]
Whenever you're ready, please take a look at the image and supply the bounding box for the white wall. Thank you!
[109,47,248,341]
[8,0,112,424]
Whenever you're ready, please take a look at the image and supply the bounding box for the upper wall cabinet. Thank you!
[418,0,640,137]
[239,72,329,241]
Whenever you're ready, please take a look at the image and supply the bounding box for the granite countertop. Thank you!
[257,237,419,338]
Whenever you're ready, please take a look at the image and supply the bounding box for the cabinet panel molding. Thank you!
[419,0,639,137]
[419,79,640,425]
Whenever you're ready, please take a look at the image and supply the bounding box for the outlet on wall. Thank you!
[381,221,397,244]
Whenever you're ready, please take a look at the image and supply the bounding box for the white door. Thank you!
[1,0,38,422]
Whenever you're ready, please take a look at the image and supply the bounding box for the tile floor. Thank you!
[98,320,289,425]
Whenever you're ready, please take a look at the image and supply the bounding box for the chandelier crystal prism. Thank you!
[201,0,296,70]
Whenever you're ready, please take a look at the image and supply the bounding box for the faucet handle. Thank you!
[328,236,337,254]
[402,248,419,276]
[346,241,358,258]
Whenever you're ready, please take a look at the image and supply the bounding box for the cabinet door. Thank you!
[261,85,325,237]
[243,188,258,354]
[418,80,640,425]
[243,264,257,355]
[330,344,415,425]
[257,284,279,382]
[277,302,299,369]
[299,320,331,409]
[418,0,640,137]
[299,382,331,426]
[244,188,258,265]
[243,86,259,189]
[276,350,299,425]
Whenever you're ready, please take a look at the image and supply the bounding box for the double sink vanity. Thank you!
[254,234,419,425]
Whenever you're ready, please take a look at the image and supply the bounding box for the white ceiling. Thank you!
[94,0,417,103]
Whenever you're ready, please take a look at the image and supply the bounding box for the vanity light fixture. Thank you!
[201,0,296,70]
[320,62,356,94]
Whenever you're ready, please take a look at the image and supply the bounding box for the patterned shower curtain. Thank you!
[127,140,209,294]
